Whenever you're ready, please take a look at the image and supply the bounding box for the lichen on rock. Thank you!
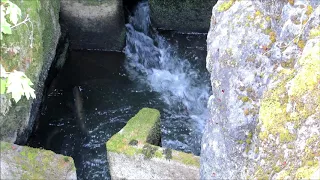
[202,0,320,179]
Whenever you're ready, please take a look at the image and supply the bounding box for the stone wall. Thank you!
[106,108,200,179]
[0,141,76,179]
[60,0,126,51]
[0,0,61,143]
[149,0,217,33]
[201,0,320,179]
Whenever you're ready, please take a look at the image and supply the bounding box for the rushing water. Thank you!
[28,1,210,180]
[125,2,211,155]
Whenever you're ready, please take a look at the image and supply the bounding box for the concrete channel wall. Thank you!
[60,0,126,51]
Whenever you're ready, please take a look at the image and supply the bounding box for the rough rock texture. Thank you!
[202,0,320,179]
[0,141,76,179]
[0,0,61,143]
[60,0,126,51]
[149,0,218,33]
[107,108,200,179]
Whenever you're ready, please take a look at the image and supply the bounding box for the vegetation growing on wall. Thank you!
[0,0,35,103]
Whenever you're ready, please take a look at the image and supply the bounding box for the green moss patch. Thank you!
[0,141,75,179]
[106,108,200,167]
[142,144,159,159]
[172,150,200,168]
[107,108,161,154]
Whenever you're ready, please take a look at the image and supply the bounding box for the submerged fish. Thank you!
[73,86,88,135]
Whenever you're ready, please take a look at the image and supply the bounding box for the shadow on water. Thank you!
[27,50,166,180]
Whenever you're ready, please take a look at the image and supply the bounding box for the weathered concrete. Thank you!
[106,108,200,179]
[149,0,218,33]
[0,0,61,143]
[60,0,126,51]
[202,0,320,179]
[0,141,76,179]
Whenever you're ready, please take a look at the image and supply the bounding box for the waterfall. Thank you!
[125,2,210,155]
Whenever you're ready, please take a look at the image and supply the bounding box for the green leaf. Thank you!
[1,25,12,34]
[7,2,21,25]
[6,71,36,102]
[0,78,7,94]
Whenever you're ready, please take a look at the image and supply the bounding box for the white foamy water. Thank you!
[125,2,210,155]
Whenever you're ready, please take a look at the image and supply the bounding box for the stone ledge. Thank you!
[0,141,76,179]
[149,0,217,33]
[60,0,126,51]
[106,108,200,179]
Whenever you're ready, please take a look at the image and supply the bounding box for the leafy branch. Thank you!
[1,65,36,102]
[0,0,36,103]
[1,0,21,39]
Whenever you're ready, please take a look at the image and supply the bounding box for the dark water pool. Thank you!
[27,50,166,179]
[27,3,210,179]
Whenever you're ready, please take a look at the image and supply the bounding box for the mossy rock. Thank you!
[0,141,76,179]
[256,35,320,179]
[107,108,161,153]
[0,0,61,143]
[106,108,200,167]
